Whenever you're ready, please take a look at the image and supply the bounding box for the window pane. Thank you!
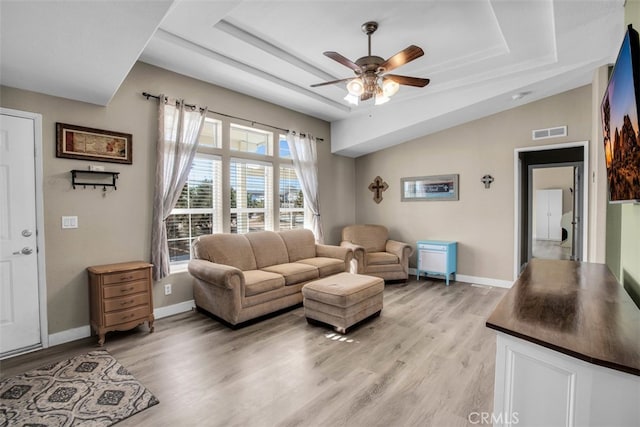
[191,213,213,237]
[167,154,222,264]
[230,159,273,233]
[167,214,189,240]
[279,135,291,159]
[231,124,272,155]
[279,166,304,230]
[199,117,221,148]
[168,239,191,263]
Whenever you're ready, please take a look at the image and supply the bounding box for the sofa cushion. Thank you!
[193,234,257,271]
[297,257,345,277]
[367,252,399,266]
[262,263,319,286]
[243,270,285,297]
[245,231,290,268]
[278,229,316,262]
[342,224,388,252]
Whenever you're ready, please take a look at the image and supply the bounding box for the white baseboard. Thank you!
[154,299,196,319]
[409,268,513,289]
[48,325,91,347]
[47,300,196,348]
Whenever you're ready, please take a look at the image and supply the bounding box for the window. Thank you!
[231,124,272,155]
[166,155,223,263]
[279,165,304,230]
[230,159,273,234]
[167,118,307,268]
[199,117,222,148]
[279,134,291,158]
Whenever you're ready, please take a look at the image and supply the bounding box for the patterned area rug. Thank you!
[0,349,158,426]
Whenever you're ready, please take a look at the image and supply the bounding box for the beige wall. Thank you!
[354,85,592,281]
[0,62,356,334]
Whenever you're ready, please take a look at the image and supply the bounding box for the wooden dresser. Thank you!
[88,261,154,346]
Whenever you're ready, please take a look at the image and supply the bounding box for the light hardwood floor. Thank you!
[1,277,507,427]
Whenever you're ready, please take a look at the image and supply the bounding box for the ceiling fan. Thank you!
[311,21,430,105]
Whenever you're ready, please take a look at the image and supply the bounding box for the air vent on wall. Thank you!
[532,126,567,140]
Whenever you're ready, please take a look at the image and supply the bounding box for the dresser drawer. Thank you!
[103,268,149,285]
[103,280,149,299]
[105,305,150,326]
[103,293,149,313]
[418,243,447,252]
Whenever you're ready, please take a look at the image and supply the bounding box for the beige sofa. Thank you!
[188,229,352,326]
[340,224,413,281]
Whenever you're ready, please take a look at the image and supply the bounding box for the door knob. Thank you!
[13,247,33,255]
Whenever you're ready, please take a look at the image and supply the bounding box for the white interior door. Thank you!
[547,189,563,241]
[535,190,549,239]
[0,113,42,356]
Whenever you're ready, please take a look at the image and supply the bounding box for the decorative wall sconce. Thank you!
[481,175,494,189]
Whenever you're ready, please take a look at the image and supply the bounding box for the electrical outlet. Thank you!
[164,284,172,295]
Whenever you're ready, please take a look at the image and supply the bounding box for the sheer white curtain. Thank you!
[151,95,208,280]
[287,131,324,243]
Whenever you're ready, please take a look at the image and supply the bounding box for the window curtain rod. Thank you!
[142,92,323,141]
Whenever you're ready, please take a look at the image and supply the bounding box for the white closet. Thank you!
[535,189,563,241]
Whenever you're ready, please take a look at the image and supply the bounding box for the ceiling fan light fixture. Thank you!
[344,93,359,106]
[382,78,400,97]
[374,91,390,106]
[346,78,365,96]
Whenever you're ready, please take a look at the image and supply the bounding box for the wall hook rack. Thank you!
[71,170,119,191]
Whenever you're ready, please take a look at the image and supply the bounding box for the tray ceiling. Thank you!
[0,0,626,157]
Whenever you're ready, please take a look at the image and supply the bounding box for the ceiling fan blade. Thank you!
[324,51,361,73]
[385,74,430,87]
[379,45,424,73]
[310,78,353,88]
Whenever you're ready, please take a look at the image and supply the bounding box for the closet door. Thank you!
[535,189,563,241]
[547,189,563,241]
[535,190,549,240]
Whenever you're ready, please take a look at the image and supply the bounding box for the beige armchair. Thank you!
[340,224,413,281]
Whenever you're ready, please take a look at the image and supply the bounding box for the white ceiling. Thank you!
[0,0,626,157]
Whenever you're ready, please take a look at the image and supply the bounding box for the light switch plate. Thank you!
[62,216,78,229]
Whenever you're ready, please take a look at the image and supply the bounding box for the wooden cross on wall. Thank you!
[368,176,389,204]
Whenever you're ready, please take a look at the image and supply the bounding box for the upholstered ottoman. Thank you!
[302,272,384,333]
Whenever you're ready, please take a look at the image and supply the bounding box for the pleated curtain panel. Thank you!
[151,95,208,280]
[287,131,324,244]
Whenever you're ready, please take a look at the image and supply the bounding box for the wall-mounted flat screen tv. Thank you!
[601,24,640,203]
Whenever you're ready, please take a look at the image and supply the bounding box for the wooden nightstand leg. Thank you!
[98,333,105,347]
[148,317,155,333]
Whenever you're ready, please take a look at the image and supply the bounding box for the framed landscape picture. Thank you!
[401,174,459,201]
[56,123,132,164]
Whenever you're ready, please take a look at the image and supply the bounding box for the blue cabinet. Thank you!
[416,240,457,285]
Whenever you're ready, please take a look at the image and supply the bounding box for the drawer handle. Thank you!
[120,275,134,281]
[123,314,135,320]
[120,287,134,292]
[120,299,135,306]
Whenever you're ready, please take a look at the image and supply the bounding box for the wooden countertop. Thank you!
[486,259,640,376]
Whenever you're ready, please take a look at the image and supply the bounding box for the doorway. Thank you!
[0,108,48,358]
[514,141,589,279]
[529,164,583,261]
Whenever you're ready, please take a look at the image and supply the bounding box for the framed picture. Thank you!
[56,123,132,164]
[401,174,459,201]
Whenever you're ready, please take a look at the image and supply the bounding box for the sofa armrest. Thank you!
[316,244,352,262]
[386,239,414,260]
[341,241,365,273]
[188,259,244,290]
